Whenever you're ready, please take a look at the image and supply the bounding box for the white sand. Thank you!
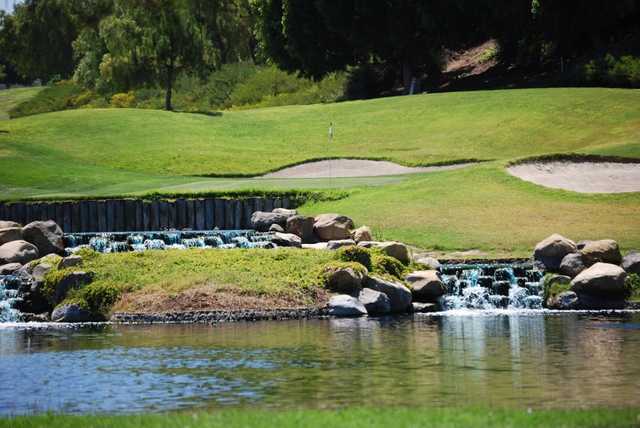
[507,161,640,193]
[262,159,473,179]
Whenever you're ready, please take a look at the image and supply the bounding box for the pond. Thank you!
[1,311,640,415]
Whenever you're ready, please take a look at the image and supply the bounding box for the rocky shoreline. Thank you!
[111,308,328,324]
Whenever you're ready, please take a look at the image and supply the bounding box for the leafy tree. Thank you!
[0,64,5,84]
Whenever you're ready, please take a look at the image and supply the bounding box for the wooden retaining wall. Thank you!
[0,197,295,233]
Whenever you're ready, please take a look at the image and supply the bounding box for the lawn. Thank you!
[1,87,640,255]
[0,87,43,120]
[3,408,639,428]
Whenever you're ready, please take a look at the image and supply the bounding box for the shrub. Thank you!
[81,282,121,317]
[55,296,90,311]
[542,274,572,303]
[371,253,406,280]
[110,91,136,108]
[229,66,306,107]
[9,80,85,118]
[41,269,68,305]
[321,261,368,286]
[625,273,640,300]
[74,247,100,262]
[335,246,372,270]
[583,54,640,88]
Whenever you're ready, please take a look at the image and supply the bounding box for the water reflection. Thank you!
[1,313,640,415]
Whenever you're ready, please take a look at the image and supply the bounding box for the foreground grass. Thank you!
[0,87,43,120]
[78,248,333,313]
[3,408,639,428]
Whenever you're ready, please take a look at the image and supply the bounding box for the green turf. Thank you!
[1,87,639,255]
[3,408,639,428]
[0,87,43,120]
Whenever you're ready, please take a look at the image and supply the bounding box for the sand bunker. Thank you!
[507,161,640,193]
[262,159,472,179]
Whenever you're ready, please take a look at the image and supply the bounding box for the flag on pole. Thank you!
[328,122,334,142]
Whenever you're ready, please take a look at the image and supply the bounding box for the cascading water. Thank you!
[439,262,545,310]
[0,275,21,322]
[64,230,276,254]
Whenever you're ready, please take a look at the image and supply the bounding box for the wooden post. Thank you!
[88,201,98,232]
[62,203,72,232]
[150,200,160,230]
[205,198,215,230]
[242,199,254,229]
[264,198,274,213]
[97,201,107,232]
[224,200,234,229]
[195,199,205,230]
[159,201,169,230]
[176,199,187,229]
[142,201,151,231]
[214,199,225,229]
[167,200,176,230]
[106,200,115,232]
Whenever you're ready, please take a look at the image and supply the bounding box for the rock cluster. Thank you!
[533,233,638,310]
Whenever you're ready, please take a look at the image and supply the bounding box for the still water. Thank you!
[1,311,640,415]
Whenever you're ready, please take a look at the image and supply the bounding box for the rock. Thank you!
[31,263,53,282]
[250,211,289,232]
[272,208,297,217]
[376,242,411,265]
[327,295,367,317]
[271,232,302,248]
[269,223,285,233]
[19,312,50,323]
[545,274,572,289]
[22,221,65,256]
[327,239,357,250]
[286,216,316,243]
[302,242,329,250]
[570,263,627,298]
[414,256,441,270]
[356,241,380,249]
[0,221,21,229]
[547,291,580,310]
[573,293,626,310]
[533,234,577,271]
[364,276,412,313]
[59,255,83,269]
[559,253,586,278]
[314,214,354,241]
[622,251,640,274]
[0,262,22,275]
[51,303,93,323]
[579,239,622,266]
[324,266,364,294]
[352,226,372,243]
[406,270,446,303]
[410,302,439,313]
[576,240,591,250]
[0,240,39,265]
[358,288,391,315]
[51,271,94,304]
[0,227,22,246]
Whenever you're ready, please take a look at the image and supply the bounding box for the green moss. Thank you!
[55,296,90,312]
[335,246,372,270]
[74,247,99,262]
[81,283,121,316]
[321,261,368,288]
[371,253,407,280]
[41,269,68,305]
[542,274,572,304]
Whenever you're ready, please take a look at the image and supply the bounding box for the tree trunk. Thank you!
[402,61,415,95]
[165,60,175,111]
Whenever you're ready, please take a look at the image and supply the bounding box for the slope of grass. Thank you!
[3,408,639,428]
[0,86,42,120]
[1,88,638,180]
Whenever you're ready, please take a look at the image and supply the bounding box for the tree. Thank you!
[0,64,5,84]
[2,0,77,81]
[105,0,207,110]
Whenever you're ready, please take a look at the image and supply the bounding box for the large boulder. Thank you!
[376,242,411,265]
[533,234,577,271]
[352,226,372,243]
[59,255,83,270]
[0,227,22,246]
[559,253,586,278]
[51,271,94,304]
[0,240,39,265]
[358,288,391,315]
[51,303,93,323]
[313,214,354,241]
[622,251,640,274]
[271,232,302,248]
[286,216,316,243]
[272,208,297,217]
[414,256,441,270]
[365,276,412,313]
[0,262,22,275]
[324,265,365,294]
[22,221,65,256]
[327,239,356,250]
[32,263,53,282]
[302,242,329,250]
[327,295,367,317]
[547,291,580,310]
[406,270,446,303]
[570,263,627,298]
[411,302,439,313]
[269,223,285,233]
[580,239,622,266]
[250,211,289,232]
[0,221,21,229]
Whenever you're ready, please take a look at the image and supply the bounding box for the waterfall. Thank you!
[0,275,21,322]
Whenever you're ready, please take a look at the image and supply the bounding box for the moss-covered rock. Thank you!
[335,245,372,270]
[542,274,572,306]
[322,261,367,294]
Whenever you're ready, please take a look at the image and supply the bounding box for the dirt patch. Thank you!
[113,285,329,314]
[507,161,640,193]
[262,159,474,179]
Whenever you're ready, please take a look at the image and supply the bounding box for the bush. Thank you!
[371,253,406,280]
[9,80,85,118]
[110,91,136,108]
[81,282,121,317]
[542,274,572,304]
[321,261,368,286]
[229,66,306,107]
[625,273,640,300]
[335,246,372,270]
[583,54,640,88]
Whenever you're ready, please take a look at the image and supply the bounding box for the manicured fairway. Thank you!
[1,87,639,255]
[3,408,639,428]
